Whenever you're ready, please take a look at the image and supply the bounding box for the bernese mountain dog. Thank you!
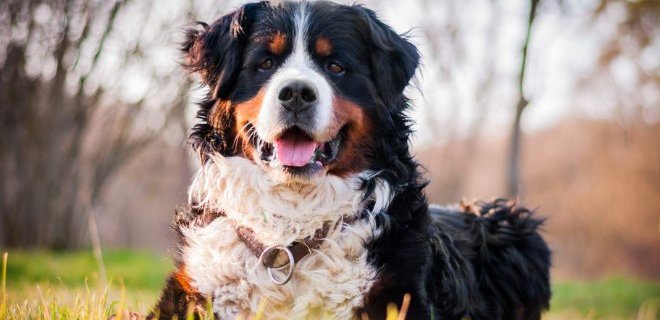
[149,1,551,319]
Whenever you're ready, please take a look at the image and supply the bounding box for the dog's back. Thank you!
[429,200,551,319]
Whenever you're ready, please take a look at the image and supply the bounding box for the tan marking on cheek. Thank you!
[269,32,287,55]
[315,37,332,57]
[332,98,366,134]
[234,91,265,126]
[327,97,374,176]
[208,100,232,129]
[234,89,267,158]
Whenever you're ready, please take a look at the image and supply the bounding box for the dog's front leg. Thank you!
[148,269,209,320]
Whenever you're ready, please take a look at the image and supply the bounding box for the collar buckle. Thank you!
[259,245,296,285]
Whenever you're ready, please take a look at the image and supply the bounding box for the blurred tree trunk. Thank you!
[507,0,539,198]
[417,0,502,201]
[0,0,189,249]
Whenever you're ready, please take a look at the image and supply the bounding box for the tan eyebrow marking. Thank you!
[269,32,287,55]
[315,37,332,57]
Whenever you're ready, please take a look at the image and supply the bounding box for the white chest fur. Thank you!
[180,155,383,319]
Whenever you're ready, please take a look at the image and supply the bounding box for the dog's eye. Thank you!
[258,58,274,71]
[326,62,344,74]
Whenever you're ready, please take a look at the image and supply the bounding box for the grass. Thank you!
[2,250,171,319]
[5,250,171,290]
[1,250,659,319]
[552,278,659,318]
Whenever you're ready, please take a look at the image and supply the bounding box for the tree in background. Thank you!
[0,0,199,249]
[507,0,658,197]
[576,0,659,124]
[507,0,539,197]
[417,0,659,277]
[413,0,657,199]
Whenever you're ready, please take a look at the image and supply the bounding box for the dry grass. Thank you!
[2,249,659,319]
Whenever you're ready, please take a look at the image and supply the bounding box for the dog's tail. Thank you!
[430,199,552,320]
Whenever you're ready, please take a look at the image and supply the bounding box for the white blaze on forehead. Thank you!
[256,3,334,142]
[291,3,310,68]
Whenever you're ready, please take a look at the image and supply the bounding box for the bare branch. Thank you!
[506,0,539,197]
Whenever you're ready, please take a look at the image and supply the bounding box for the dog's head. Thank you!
[184,1,419,183]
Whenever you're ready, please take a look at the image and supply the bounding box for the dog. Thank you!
[149,1,551,319]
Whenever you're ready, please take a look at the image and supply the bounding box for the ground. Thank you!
[1,250,658,319]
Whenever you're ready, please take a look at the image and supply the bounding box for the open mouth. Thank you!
[246,124,343,175]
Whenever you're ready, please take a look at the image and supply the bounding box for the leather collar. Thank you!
[189,206,360,268]
[230,211,362,284]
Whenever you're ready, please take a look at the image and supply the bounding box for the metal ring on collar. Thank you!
[259,245,295,285]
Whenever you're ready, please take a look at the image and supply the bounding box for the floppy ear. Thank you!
[355,6,420,107]
[181,2,266,99]
[183,2,267,160]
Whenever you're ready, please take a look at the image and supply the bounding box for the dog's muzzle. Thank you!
[277,80,319,133]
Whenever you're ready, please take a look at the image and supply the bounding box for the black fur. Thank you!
[153,1,552,319]
[182,2,269,161]
[364,200,552,319]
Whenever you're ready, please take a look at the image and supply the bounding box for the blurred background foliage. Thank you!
[0,0,657,298]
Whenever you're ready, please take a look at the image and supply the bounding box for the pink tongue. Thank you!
[275,136,317,167]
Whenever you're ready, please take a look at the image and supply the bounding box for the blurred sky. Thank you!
[108,0,658,148]
[384,0,658,146]
[11,0,657,148]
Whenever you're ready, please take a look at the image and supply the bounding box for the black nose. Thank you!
[278,81,317,112]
